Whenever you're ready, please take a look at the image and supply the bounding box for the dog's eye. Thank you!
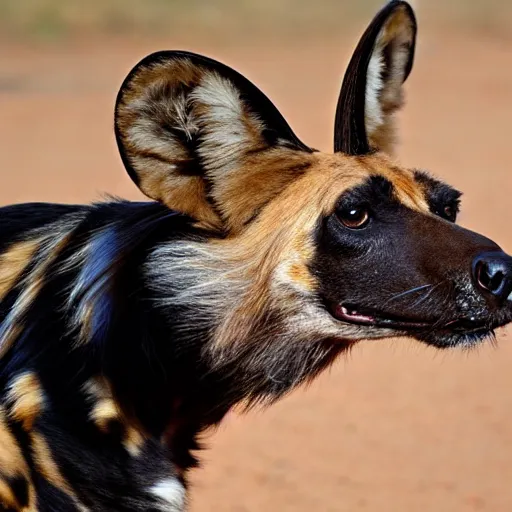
[444,205,457,221]
[336,207,370,229]
[436,203,457,222]
[443,205,455,221]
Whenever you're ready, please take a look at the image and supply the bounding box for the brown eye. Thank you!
[437,204,457,222]
[337,207,370,229]
[443,205,455,220]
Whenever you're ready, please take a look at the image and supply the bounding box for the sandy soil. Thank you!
[1,27,511,512]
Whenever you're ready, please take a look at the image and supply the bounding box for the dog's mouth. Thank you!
[330,303,497,334]
[332,304,430,330]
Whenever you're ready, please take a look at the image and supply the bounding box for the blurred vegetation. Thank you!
[0,0,511,41]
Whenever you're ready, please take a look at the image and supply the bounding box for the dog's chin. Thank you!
[412,327,497,349]
[327,302,508,349]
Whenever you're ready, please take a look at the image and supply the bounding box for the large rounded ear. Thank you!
[334,1,417,155]
[115,51,312,232]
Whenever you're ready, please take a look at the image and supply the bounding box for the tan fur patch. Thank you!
[0,223,78,358]
[121,59,201,104]
[83,377,119,431]
[124,426,145,457]
[0,240,40,302]
[31,433,74,498]
[381,4,415,45]
[90,400,118,433]
[214,148,315,233]
[0,408,36,511]
[0,478,19,510]
[0,408,30,478]
[83,378,145,456]
[0,476,35,512]
[287,261,316,292]
[30,433,89,510]
[360,153,429,211]
[7,373,45,431]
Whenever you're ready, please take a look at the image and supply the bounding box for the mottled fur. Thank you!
[0,2,509,511]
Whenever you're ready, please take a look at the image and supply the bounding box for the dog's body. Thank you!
[1,2,512,510]
[0,202,192,510]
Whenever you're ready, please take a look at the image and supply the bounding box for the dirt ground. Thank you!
[1,25,512,512]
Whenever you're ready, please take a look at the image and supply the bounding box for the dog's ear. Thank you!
[115,51,312,232]
[334,1,417,155]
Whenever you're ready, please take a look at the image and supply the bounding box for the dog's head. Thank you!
[115,0,512,369]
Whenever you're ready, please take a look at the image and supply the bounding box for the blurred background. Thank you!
[1,1,512,511]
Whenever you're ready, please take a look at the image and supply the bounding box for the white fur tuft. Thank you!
[191,71,265,178]
[364,49,385,138]
[149,478,186,511]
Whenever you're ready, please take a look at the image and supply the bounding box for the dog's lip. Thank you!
[330,303,495,333]
[332,304,431,330]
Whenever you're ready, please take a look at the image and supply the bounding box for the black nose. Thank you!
[473,252,512,303]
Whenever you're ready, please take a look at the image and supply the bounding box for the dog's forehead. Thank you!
[309,152,430,213]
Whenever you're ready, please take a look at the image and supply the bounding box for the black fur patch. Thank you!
[414,170,461,222]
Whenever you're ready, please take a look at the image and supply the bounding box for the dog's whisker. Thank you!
[410,281,446,309]
[381,284,433,307]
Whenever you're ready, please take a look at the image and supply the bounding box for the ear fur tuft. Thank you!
[334,1,417,155]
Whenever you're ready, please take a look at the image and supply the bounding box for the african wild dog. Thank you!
[0,1,511,510]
